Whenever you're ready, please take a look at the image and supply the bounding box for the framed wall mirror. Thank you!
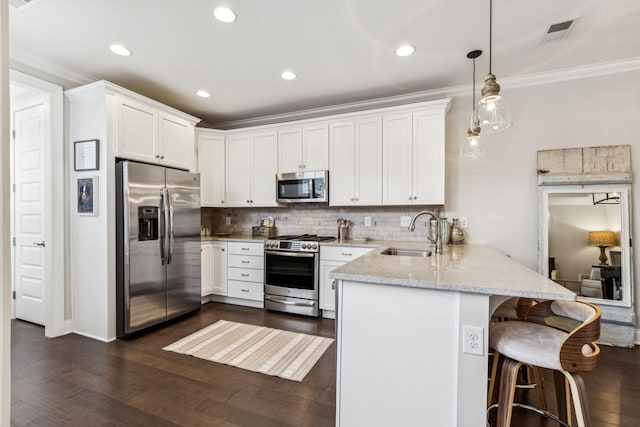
[538,184,633,307]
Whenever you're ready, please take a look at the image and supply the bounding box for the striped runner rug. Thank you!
[162,320,334,382]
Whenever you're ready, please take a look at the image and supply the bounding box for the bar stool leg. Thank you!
[553,370,569,423]
[563,371,593,427]
[487,351,503,406]
[532,366,547,411]
[496,357,522,427]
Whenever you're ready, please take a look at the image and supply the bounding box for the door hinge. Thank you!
[12,237,16,246]
[12,291,16,300]
[12,183,16,193]
[12,129,15,140]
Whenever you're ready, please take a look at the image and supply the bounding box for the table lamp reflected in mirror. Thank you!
[588,231,617,265]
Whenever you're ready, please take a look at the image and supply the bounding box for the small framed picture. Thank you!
[74,139,100,171]
[77,176,98,216]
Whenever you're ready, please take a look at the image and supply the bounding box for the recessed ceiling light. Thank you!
[213,7,236,23]
[196,90,211,98]
[281,71,296,80]
[395,45,416,57]
[109,44,132,57]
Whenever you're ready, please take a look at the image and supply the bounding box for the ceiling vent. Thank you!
[9,0,41,11]
[542,19,576,43]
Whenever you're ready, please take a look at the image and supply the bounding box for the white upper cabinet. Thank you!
[197,129,225,207]
[330,117,382,206]
[278,124,329,173]
[226,130,278,207]
[383,109,445,205]
[117,97,157,164]
[116,94,198,171]
[158,113,195,171]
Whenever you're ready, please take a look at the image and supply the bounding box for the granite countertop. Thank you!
[330,243,576,300]
[201,235,266,243]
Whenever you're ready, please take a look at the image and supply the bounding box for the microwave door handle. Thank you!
[159,190,166,265]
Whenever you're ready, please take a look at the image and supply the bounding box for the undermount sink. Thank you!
[380,247,432,257]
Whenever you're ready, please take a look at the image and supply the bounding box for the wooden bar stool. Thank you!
[488,298,546,410]
[488,300,601,427]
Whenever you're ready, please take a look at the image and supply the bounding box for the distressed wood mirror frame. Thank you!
[537,145,633,309]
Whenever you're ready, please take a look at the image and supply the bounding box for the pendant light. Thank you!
[472,0,512,133]
[459,50,486,160]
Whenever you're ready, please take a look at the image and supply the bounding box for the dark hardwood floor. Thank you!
[11,303,336,427]
[10,302,640,426]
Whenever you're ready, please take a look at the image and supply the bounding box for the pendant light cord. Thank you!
[472,57,476,106]
[489,0,493,74]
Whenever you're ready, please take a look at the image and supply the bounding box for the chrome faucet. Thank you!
[408,210,442,254]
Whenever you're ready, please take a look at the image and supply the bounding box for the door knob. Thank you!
[33,241,46,247]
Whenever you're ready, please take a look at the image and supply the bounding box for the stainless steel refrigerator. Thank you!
[116,160,201,337]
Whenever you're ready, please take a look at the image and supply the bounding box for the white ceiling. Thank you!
[8,0,640,128]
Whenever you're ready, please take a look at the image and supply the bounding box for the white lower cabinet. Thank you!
[227,242,264,302]
[201,241,228,297]
[211,242,228,296]
[319,245,374,313]
[201,242,213,296]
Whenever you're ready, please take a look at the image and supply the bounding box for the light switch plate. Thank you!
[364,216,372,227]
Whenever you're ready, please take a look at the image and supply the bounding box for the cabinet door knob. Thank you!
[221,200,224,204]
[161,155,165,159]
[221,248,225,251]
[331,280,336,290]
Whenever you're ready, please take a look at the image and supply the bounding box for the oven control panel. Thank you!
[264,240,319,252]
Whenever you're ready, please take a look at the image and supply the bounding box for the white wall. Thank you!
[444,69,640,327]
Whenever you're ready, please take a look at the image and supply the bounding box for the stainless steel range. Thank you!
[264,234,335,317]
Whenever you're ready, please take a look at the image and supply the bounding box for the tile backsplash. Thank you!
[202,204,446,242]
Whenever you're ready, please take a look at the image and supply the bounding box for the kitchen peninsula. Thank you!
[331,243,575,427]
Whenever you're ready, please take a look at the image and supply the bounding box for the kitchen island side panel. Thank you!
[336,280,466,426]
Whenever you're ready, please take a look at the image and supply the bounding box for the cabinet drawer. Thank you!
[320,245,373,262]
[228,267,263,283]
[228,280,263,301]
[228,254,263,269]
[228,241,264,256]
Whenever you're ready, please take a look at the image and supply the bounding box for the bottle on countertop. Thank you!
[450,218,465,245]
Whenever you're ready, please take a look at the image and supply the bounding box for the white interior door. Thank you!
[12,97,47,325]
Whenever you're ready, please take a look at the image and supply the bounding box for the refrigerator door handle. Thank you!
[160,189,168,265]
[167,188,175,264]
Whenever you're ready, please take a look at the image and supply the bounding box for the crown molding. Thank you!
[10,44,640,130]
[210,57,640,129]
[9,48,95,87]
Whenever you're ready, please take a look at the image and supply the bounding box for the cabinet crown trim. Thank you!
[65,80,202,125]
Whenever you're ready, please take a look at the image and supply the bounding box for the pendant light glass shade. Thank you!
[473,0,512,134]
[460,49,486,160]
[459,129,486,159]
[472,77,513,133]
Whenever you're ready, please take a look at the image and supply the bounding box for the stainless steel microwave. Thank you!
[276,170,328,203]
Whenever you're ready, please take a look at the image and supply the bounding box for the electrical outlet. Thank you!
[400,216,411,227]
[459,217,468,228]
[225,216,231,225]
[364,216,372,227]
[462,325,484,356]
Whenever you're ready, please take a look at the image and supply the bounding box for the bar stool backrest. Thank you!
[525,300,601,372]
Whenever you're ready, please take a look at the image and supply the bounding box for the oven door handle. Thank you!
[265,295,316,307]
[265,250,315,258]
